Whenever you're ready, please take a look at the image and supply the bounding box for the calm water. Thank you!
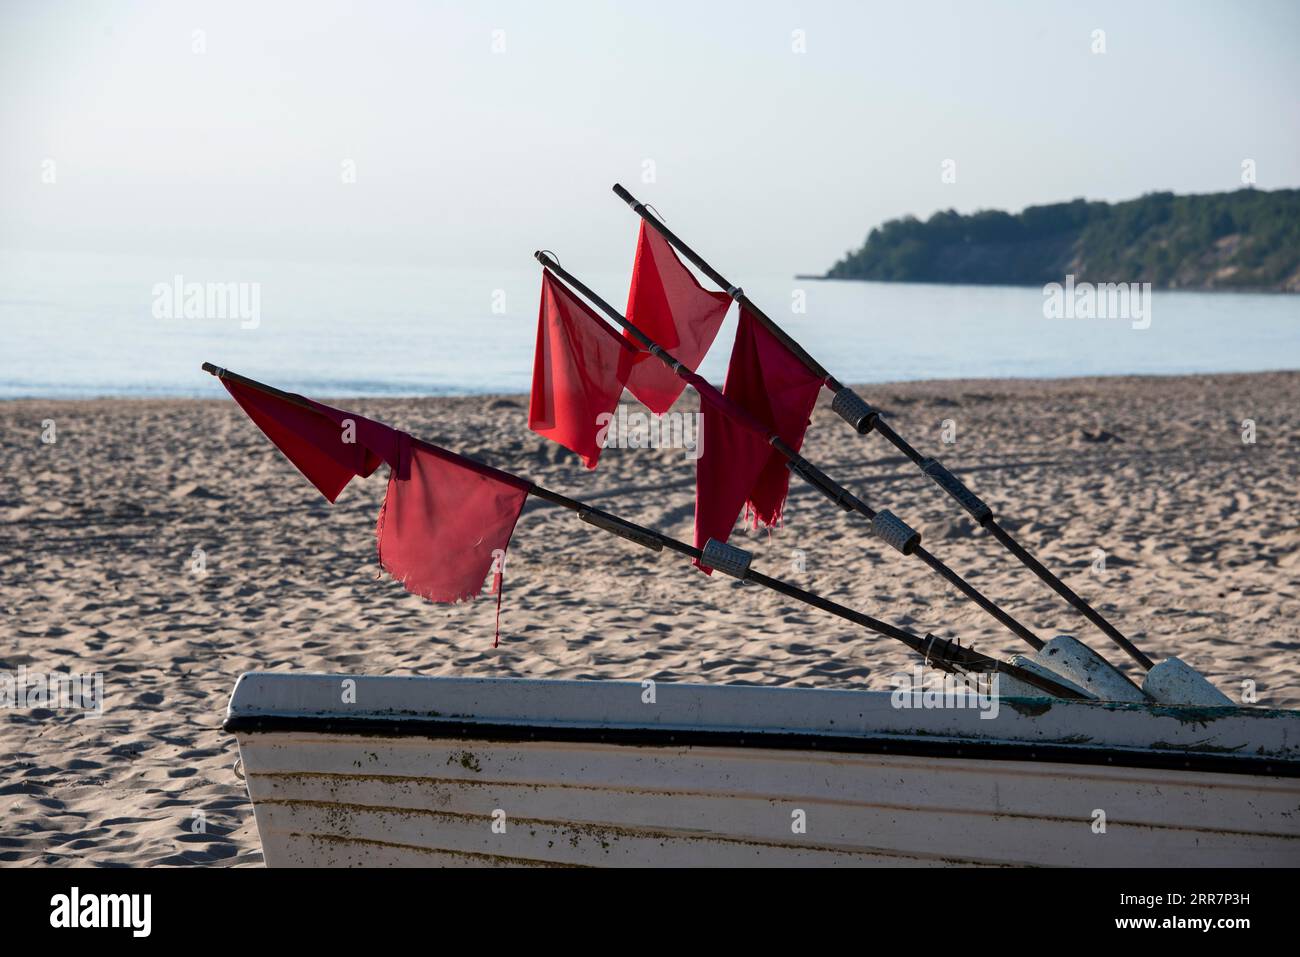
[1,249,1296,399]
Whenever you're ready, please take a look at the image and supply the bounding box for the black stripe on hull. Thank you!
[222,715,1300,779]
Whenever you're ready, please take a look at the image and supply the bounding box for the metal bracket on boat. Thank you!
[831,387,878,434]
[921,633,963,672]
[578,509,664,552]
[920,457,993,524]
[701,538,752,578]
[871,509,921,555]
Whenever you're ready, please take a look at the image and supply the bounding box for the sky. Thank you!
[1,0,1297,276]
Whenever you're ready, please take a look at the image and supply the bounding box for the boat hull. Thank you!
[226,673,1300,867]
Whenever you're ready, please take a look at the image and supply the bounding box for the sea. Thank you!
[1,248,1296,399]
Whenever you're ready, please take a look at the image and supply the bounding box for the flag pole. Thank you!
[609,184,1154,673]
[533,253,1053,659]
[201,362,1084,700]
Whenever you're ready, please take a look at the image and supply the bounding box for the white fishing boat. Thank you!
[226,671,1300,867]
[208,184,1300,871]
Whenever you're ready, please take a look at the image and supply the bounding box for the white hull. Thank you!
[228,674,1300,867]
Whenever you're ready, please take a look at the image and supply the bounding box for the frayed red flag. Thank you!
[529,268,638,468]
[223,377,530,644]
[693,308,824,572]
[624,221,732,414]
[377,442,530,644]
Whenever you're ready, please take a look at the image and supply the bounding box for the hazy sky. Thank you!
[2,0,1297,275]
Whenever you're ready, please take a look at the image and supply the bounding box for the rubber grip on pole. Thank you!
[831,387,878,434]
[872,509,921,554]
[578,510,664,552]
[701,538,753,578]
[920,458,992,523]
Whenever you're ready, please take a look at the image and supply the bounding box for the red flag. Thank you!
[225,376,532,643]
[377,442,530,640]
[693,308,824,571]
[529,269,637,468]
[624,221,732,414]
[222,378,405,501]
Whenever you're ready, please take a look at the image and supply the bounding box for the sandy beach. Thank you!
[3,370,1299,866]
